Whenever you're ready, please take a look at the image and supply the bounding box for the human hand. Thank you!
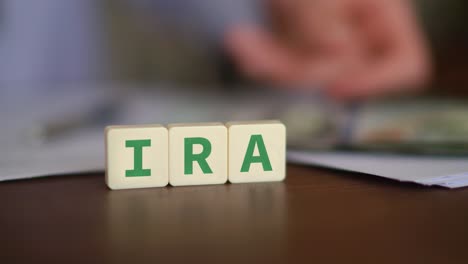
[225,0,431,100]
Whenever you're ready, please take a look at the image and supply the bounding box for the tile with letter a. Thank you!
[227,121,286,183]
[169,123,227,187]
[105,125,168,190]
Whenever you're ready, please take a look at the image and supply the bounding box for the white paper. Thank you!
[0,130,104,181]
[288,150,468,188]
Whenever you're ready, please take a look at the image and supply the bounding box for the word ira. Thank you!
[106,121,286,190]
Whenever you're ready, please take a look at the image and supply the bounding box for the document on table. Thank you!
[3,133,468,189]
[0,130,104,181]
[2,88,468,188]
[288,150,468,188]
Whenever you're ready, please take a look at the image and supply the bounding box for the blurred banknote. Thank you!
[346,99,468,155]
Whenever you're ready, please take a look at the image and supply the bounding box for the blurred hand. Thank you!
[225,0,431,100]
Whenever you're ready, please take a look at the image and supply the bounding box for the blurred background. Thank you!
[418,0,468,95]
[1,0,466,92]
[1,0,468,179]
[105,0,467,96]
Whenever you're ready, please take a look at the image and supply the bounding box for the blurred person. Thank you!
[0,0,431,100]
[226,0,431,99]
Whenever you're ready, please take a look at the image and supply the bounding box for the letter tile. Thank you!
[169,123,227,186]
[227,121,286,183]
[106,125,168,190]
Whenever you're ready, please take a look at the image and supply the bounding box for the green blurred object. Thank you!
[285,97,468,156]
[342,98,468,156]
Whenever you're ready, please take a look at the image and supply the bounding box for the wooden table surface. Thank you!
[2,164,468,263]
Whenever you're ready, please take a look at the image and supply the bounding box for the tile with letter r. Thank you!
[227,120,286,183]
[105,125,169,190]
[168,123,227,187]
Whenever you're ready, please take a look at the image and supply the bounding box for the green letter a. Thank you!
[241,135,272,172]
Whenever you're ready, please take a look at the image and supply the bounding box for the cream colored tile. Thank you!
[227,121,286,183]
[169,123,227,186]
[106,125,168,190]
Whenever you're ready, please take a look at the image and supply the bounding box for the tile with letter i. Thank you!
[169,123,228,187]
[227,121,286,183]
[105,125,169,190]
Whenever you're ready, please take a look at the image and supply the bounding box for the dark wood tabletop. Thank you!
[1,164,468,264]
